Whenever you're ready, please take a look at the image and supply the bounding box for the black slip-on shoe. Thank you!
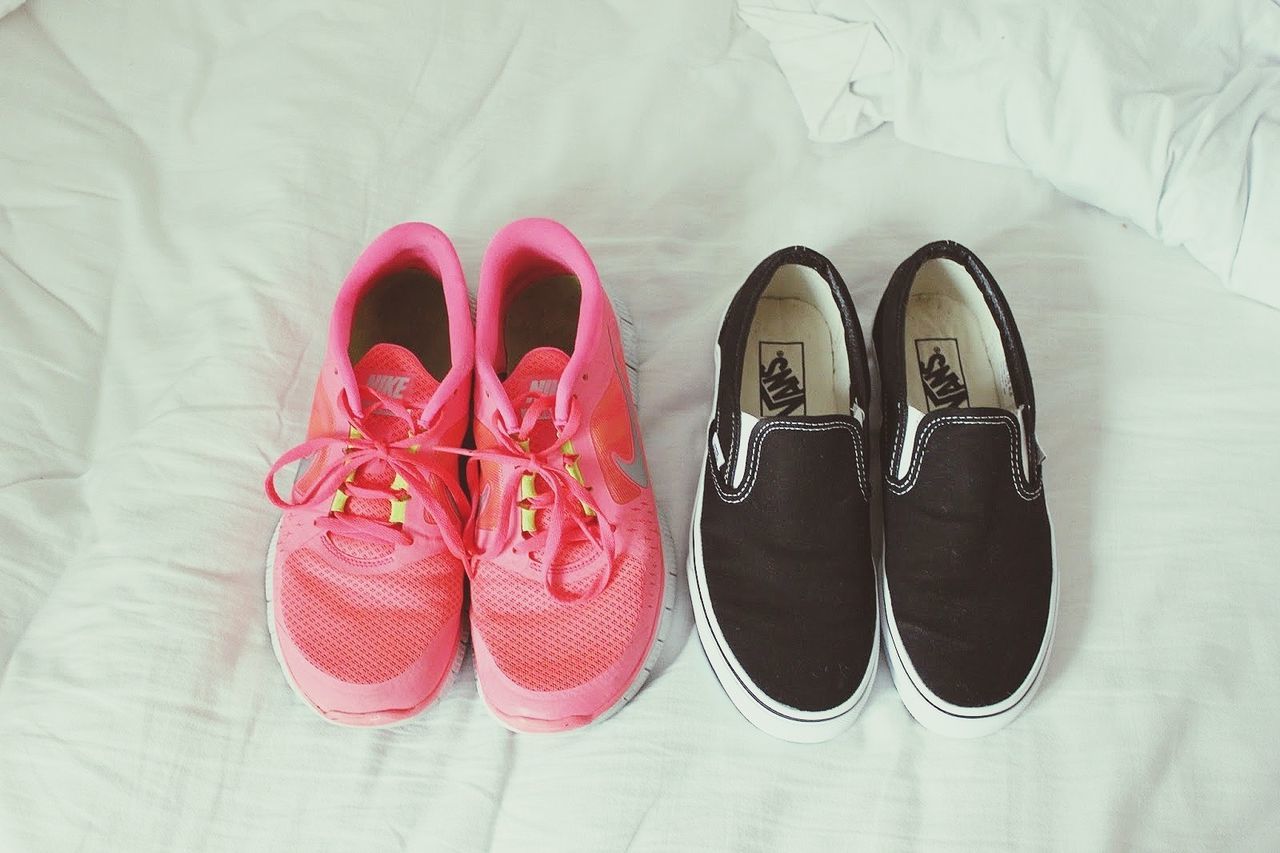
[874,240,1058,737]
[688,246,879,743]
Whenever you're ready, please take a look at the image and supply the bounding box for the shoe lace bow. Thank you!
[265,387,468,561]
[446,393,617,603]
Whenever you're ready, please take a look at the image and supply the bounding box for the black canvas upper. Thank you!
[696,246,876,713]
[874,240,1053,710]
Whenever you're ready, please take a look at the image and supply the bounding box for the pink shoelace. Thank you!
[265,388,468,561]
[445,394,617,603]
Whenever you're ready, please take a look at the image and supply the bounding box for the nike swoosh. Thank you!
[608,327,649,490]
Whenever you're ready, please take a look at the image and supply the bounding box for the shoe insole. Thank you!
[740,295,846,418]
[349,268,452,380]
[502,275,581,373]
[903,261,1015,412]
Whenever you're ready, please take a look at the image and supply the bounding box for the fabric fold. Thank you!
[739,3,893,141]
[740,0,1280,309]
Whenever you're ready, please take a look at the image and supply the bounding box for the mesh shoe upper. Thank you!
[466,217,666,728]
[271,343,469,697]
[470,505,659,692]
[264,222,472,725]
[280,547,461,685]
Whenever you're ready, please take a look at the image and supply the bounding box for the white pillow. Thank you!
[740,0,1280,309]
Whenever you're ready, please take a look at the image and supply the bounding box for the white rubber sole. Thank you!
[878,511,1059,738]
[473,295,679,733]
[264,519,468,729]
[685,306,878,743]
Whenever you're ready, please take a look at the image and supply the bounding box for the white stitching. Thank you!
[891,403,906,474]
[710,421,869,504]
[886,415,1041,501]
[711,422,868,503]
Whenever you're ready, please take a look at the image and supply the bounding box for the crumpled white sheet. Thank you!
[3,1,1280,851]
[740,0,1280,309]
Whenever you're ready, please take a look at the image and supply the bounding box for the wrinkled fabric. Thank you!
[3,1,1280,851]
[740,0,1280,308]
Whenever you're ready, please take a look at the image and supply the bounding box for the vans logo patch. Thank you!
[365,374,410,399]
[915,338,970,410]
[759,341,806,416]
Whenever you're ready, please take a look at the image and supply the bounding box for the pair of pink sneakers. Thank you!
[264,219,673,731]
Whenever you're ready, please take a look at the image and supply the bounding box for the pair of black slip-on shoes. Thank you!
[688,241,1057,742]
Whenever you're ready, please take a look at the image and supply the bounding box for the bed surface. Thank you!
[2,2,1278,850]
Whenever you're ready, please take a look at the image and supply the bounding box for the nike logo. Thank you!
[529,378,558,396]
[915,338,970,410]
[365,374,410,399]
[608,325,649,490]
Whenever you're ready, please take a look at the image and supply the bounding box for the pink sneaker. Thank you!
[464,218,674,732]
[263,223,473,727]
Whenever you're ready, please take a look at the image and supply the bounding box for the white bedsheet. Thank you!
[739,0,1280,310]
[2,2,1279,851]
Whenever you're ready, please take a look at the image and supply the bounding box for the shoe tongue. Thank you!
[503,346,569,447]
[352,343,439,441]
[329,344,438,561]
[499,346,585,551]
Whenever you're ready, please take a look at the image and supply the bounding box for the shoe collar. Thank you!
[711,245,870,485]
[475,218,609,430]
[873,240,1037,439]
[327,222,474,424]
